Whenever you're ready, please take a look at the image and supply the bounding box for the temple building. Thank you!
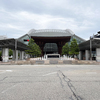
[18,29,85,56]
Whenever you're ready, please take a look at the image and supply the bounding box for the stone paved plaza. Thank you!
[0,65,100,100]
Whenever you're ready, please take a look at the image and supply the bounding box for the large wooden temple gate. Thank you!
[31,36,71,55]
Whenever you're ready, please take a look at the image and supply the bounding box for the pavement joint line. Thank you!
[42,72,57,76]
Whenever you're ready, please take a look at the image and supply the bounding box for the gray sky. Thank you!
[0,0,100,40]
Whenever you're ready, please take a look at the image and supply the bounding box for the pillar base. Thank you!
[96,48,100,62]
[2,48,9,62]
[96,56,100,62]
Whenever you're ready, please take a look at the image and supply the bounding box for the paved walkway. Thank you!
[0,65,100,100]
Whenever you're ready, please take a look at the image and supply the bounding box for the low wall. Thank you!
[4,59,99,65]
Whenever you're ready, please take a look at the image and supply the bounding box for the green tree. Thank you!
[25,39,42,57]
[9,49,13,56]
[69,39,79,57]
[62,43,69,56]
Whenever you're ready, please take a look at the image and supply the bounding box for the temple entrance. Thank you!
[31,36,71,55]
[43,43,58,55]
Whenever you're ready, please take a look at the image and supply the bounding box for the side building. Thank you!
[79,32,100,62]
[0,35,7,51]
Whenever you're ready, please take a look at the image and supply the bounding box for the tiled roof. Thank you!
[28,29,74,37]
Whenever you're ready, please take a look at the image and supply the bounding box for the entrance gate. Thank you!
[43,43,58,54]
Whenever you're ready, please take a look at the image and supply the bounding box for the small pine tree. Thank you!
[25,39,42,57]
[69,39,79,57]
[62,43,69,56]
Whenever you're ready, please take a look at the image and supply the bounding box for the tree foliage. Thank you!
[62,43,69,55]
[61,39,79,57]
[9,49,13,56]
[69,39,79,56]
[25,39,42,57]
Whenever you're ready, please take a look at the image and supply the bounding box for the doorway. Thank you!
[43,43,58,54]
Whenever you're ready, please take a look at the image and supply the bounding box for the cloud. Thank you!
[0,0,100,40]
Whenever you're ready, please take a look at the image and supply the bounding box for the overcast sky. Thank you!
[0,0,100,40]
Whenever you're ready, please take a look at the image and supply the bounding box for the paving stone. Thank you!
[63,60,72,64]
[35,60,44,64]
[50,60,58,64]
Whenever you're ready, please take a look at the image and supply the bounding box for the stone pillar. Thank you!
[15,50,18,61]
[12,50,16,60]
[96,48,100,62]
[79,51,82,60]
[2,48,9,62]
[85,50,89,60]
[22,51,24,60]
[19,51,22,60]
[24,52,26,59]
[19,51,24,60]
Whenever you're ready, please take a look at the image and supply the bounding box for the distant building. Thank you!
[0,35,7,40]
